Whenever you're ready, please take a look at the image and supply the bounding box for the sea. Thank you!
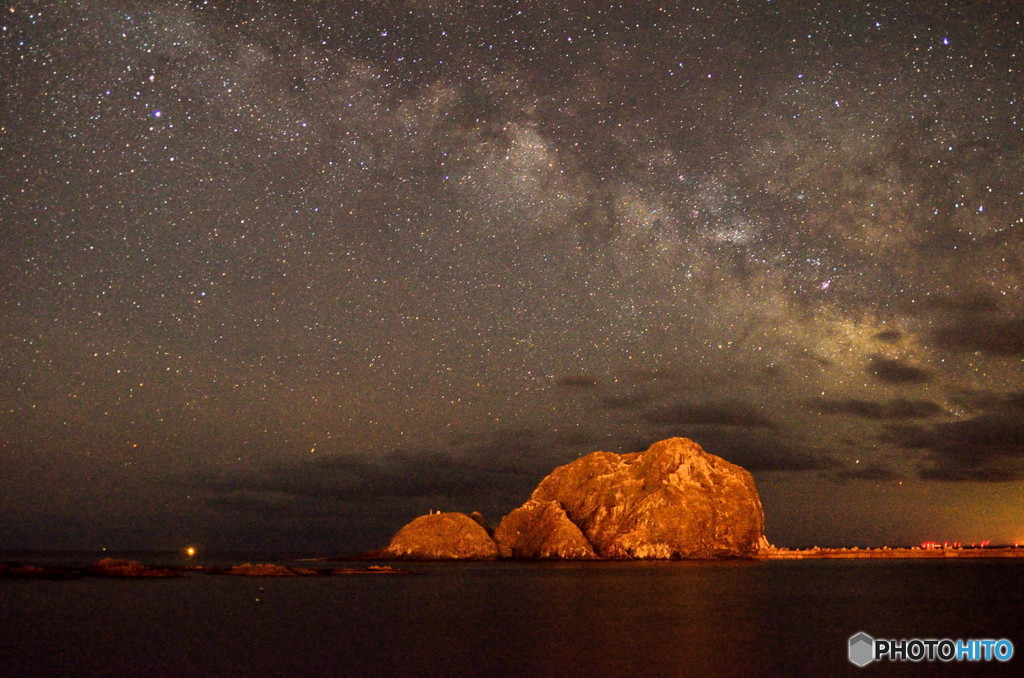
[1,552,1021,677]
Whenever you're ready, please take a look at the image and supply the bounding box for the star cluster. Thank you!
[2,1,1022,551]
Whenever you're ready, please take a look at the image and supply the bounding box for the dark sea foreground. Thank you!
[1,555,1021,677]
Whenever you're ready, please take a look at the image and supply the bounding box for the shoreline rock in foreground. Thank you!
[378,437,769,560]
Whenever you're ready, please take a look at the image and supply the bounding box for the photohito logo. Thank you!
[849,632,1014,666]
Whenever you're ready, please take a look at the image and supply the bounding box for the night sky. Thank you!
[2,1,1022,553]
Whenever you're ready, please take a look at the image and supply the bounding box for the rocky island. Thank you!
[376,437,769,560]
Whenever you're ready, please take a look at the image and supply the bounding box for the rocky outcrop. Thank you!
[381,512,499,560]
[493,499,597,559]
[528,437,765,558]
[376,437,767,560]
[224,563,317,576]
[84,558,182,578]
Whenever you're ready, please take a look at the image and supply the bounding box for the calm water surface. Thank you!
[1,557,1021,677]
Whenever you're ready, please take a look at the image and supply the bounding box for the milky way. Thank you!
[2,1,1022,551]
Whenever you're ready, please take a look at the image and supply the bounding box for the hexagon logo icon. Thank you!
[849,632,875,667]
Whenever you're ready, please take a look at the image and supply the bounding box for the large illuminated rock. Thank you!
[519,437,766,558]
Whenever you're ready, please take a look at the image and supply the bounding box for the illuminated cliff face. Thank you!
[525,437,766,558]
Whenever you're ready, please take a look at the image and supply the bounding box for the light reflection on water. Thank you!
[1,559,1021,677]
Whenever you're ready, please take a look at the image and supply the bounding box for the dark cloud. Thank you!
[186,428,598,551]
[191,428,590,524]
[199,450,520,502]
[931,318,1024,356]
[883,412,1024,482]
[833,463,904,482]
[205,492,347,520]
[808,397,944,420]
[923,291,1001,314]
[197,432,564,504]
[867,356,932,385]
[554,375,602,390]
[674,429,839,473]
[919,466,1024,482]
[947,390,1024,414]
[872,329,903,343]
[642,401,776,429]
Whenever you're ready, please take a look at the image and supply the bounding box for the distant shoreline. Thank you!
[0,558,414,579]
[4,548,1024,578]
[756,547,1024,559]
